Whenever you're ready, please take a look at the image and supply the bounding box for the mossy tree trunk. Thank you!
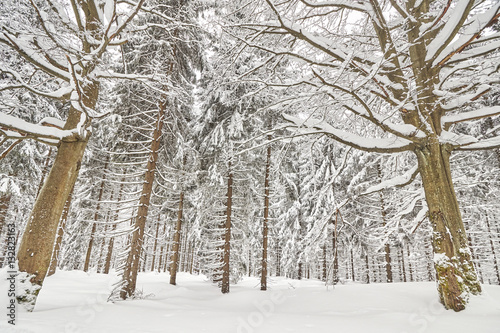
[415,140,481,311]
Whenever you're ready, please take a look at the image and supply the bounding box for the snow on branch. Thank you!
[362,165,419,196]
[0,112,77,144]
[442,106,500,128]
[283,114,414,153]
[433,3,500,67]
[457,136,500,151]
[298,0,369,12]
[425,0,475,64]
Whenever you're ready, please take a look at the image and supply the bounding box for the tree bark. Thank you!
[150,216,161,272]
[377,163,393,283]
[221,162,233,294]
[120,102,164,299]
[261,138,271,291]
[170,191,184,285]
[415,141,481,311]
[47,186,74,276]
[0,194,11,243]
[103,179,125,274]
[17,80,96,310]
[485,214,500,285]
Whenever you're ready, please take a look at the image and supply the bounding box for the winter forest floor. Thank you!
[1,270,500,333]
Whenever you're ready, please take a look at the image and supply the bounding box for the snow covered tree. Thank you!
[230,0,500,311]
[0,0,145,310]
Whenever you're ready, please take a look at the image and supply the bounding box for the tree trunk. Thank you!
[365,253,370,284]
[400,246,407,283]
[47,187,74,276]
[415,142,481,311]
[103,179,125,274]
[407,244,414,282]
[17,89,96,310]
[261,138,271,291]
[332,213,339,284]
[377,163,393,283]
[36,148,53,197]
[150,216,161,272]
[157,223,167,273]
[120,102,164,299]
[170,191,184,285]
[485,214,500,285]
[0,194,11,242]
[322,244,327,282]
[84,159,108,272]
[221,162,233,294]
[350,248,355,281]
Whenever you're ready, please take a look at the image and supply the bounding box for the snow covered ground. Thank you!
[1,269,500,333]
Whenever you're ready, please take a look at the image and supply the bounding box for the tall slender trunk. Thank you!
[261,138,271,291]
[415,142,481,311]
[150,216,161,272]
[47,187,74,276]
[332,212,339,284]
[157,223,167,273]
[120,102,164,299]
[365,252,370,284]
[377,163,393,283]
[350,248,355,281]
[221,162,233,294]
[276,245,281,277]
[322,244,327,282]
[84,159,108,272]
[0,194,11,242]
[400,246,407,283]
[0,194,11,268]
[170,191,184,285]
[17,81,97,310]
[407,244,414,282]
[485,214,500,284]
[103,178,125,274]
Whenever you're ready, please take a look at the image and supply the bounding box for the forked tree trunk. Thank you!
[170,191,184,285]
[261,138,271,291]
[415,141,481,311]
[120,102,164,299]
[47,187,74,276]
[17,92,96,310]
[221,162,233,294]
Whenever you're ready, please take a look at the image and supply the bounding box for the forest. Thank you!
[0,0,500,331]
